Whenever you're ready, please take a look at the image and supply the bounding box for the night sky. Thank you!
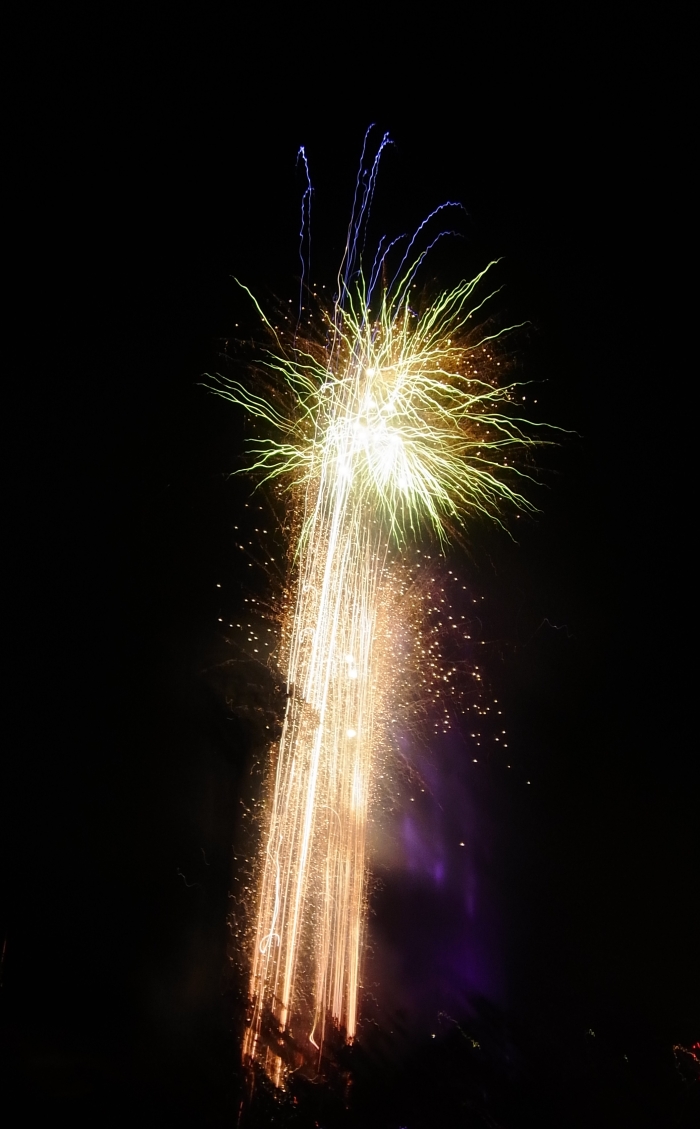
[4,11,697,1127]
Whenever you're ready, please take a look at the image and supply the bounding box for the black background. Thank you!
[4,8,697,1126]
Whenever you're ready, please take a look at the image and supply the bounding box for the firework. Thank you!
[207,130,546,1085]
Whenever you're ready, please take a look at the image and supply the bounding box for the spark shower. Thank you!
[207,129,546,1085]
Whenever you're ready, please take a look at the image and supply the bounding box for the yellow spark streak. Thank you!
[207,254,548,1085]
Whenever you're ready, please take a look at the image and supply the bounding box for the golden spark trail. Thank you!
[206,132,549,1085]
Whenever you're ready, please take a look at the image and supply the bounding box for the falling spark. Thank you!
[205,128,549,1085]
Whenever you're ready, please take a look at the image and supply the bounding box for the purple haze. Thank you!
[365,726,505,1037]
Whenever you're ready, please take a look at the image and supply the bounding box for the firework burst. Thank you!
[206,129,548,1086]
